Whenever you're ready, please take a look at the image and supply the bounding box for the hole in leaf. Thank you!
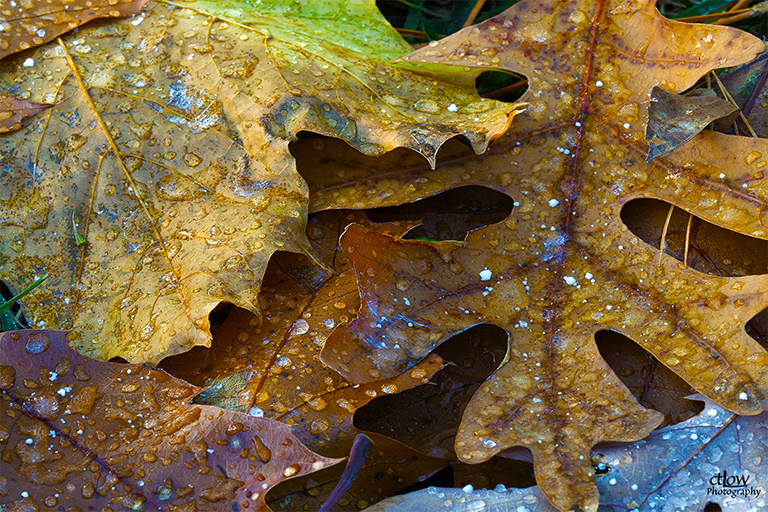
[355,324,508,459]
[365,186,514,241]
[595,330,704,428]
[108,356,129,364]
[476,70,529,103]
[395,464,454,495]
[621,198,768,277]
[591,452,611,474]
[703,503,723,512]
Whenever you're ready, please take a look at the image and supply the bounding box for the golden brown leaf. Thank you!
[0,0,520,364]
[319,1,768,510]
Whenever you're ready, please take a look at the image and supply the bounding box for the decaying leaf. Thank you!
[364,484,556,512]
[161,211,442,446]
[318,1,768,510]
[0,95,50,133]
[0,0,521,365]
[595,396,768,512]
[0,330,339,511]
[0,0,149,61]
[160,210,448,508]
[645,86,739,162]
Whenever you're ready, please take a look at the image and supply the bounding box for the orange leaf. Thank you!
[320,1,768,510]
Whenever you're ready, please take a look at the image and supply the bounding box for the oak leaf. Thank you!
[0,0,520,364]
[0,330,339,511]
[595,396,767,512]
[365,484,556,512]
[319,1,768,510]
[160,210,448,507]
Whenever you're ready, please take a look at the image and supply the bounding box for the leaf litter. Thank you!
[319,1,768,510]
[0,0,521,364]
[4,3,765,508]
[159,210,448,508]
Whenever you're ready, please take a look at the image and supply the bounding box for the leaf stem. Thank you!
[318,434,373,512]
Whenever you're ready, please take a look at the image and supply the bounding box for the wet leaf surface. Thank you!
[0,330,339,511]
[160,211,447,508]
[364,484,557,512]
[0,0,148,60]
[595,396,768,512]
[320,1,768,510]
[0,95,50,133]
[267,432,447,512]
[0,0,520,365]
[645,86,738,162]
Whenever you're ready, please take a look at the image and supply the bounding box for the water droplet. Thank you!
[289,319,310,337]
[283,464,301,477]
[183,153,202,167]
[745,151,762,165]
[309,417,330,435]
[336,398,356,413]
[409,368,427,380]
[381,384,398,394]
[396,279,409,291]
[307,396,327,411]
[252,435,272,463]
[25,332,50,354]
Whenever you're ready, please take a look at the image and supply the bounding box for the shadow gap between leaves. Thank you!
[365,185,514,241]
[621,198,768,277]
[595,329,704,429]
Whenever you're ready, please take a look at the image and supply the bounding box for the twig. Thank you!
[658,204,674,267]
[683,214,693,267]
[711,71,758,138]
[463,0,487,27]
[481,80,529,99]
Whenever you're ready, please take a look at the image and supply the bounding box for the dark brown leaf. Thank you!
[645,86,738,162]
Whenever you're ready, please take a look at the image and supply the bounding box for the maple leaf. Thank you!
[0,330,339,511]
[318,1,768,510]
[0,0,148,60]
[160,210,449,507]
[0,0,520,364]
